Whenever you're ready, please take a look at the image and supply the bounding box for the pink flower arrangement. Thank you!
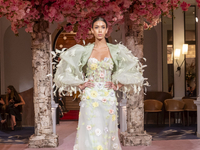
[197,0,200,8]
[180,1,191,11]
[0,0,192,40]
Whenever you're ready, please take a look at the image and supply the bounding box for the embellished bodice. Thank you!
[86,57,114,82]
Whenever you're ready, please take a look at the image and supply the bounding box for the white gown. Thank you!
[73,57,122,150]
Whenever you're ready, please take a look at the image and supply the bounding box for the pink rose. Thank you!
[56,13,64,22]
[64,25,73,33]
[100,73,105,78]
[86,125,92,130]
[109,109,114,114]
[152,8,161,17]
[180,1,191,11]
[112,136,116,141]
[25,23,33,33]
[144,22,149,30]
[102,99,107,103]
[130,13,138,21]
[112,17,117,22]
[112,4,120,12]
[123,0,132,8]
[48,7,56,18]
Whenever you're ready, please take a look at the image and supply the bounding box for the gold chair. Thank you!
[164,99,185,127]
[144,99,163,125]
[182,99,197,126]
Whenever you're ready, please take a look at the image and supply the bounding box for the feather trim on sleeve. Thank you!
[112,43,149,94]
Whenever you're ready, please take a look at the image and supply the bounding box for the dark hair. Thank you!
[92,16,108,28]
[7,85,21,103]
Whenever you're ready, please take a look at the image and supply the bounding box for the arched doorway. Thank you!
[53,28,95,121]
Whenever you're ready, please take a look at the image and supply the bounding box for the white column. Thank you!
[173,7,185,99]
[49,35,58,134]
[118,24,127,133]
[119,94,127,132]
[194,101,200,137]
[51,104,58,134]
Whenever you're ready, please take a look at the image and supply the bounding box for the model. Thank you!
[54,17,145,150]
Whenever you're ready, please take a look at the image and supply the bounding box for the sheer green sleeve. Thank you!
[53,44,85,95]
[112,43,147,94]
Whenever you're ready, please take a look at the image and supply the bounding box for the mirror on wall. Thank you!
[162,12,174,96]
[184,6,196,97]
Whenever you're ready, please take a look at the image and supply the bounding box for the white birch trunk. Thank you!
[28,20,58,148]
[120,13,152,146]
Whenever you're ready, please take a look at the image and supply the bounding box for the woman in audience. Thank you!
[0,97,6,124]
[0,115,6,124]
[6,85,25,130]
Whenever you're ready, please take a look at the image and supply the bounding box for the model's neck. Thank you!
[94,38,107,48]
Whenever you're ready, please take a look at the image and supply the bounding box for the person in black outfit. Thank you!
[0,97,6,124]
[6,85,25,130]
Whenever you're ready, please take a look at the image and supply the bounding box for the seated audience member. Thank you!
[0,96,5,112]
[6,85,25,130]
[0,115,6,124]
[0,97,6,124]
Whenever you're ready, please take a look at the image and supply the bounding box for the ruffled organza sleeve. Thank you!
[112,43,147,94]
[53,44,85,96]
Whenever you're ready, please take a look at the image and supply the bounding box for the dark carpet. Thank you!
[0,127,34,144]
[145,124,199,141]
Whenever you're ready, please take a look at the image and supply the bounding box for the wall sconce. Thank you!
[196,17,198,23]
[175,44,188,76]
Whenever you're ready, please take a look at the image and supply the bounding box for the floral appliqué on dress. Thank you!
[74,57,121,150]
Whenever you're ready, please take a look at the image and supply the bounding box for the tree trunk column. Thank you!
[120,13,152,146]
[28,21,58,148]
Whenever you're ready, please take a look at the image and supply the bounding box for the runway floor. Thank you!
[0,121,200,150]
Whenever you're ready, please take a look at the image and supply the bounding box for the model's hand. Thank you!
[105,82,117,91]
[79,79,95,90]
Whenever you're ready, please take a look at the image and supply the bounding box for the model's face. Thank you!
[91,21,108,40]
[7,88,11,94]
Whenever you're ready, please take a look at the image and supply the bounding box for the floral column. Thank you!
[28,20,58,148]
[120,13,152,146]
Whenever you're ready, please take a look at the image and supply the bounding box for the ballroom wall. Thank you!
[4,26,33,93]
[143,25,160,91]
[0,18,33,94]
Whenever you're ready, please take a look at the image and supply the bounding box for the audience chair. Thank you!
[164,99,185,127]
[144,99,163,125]
[182,99,197,126]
